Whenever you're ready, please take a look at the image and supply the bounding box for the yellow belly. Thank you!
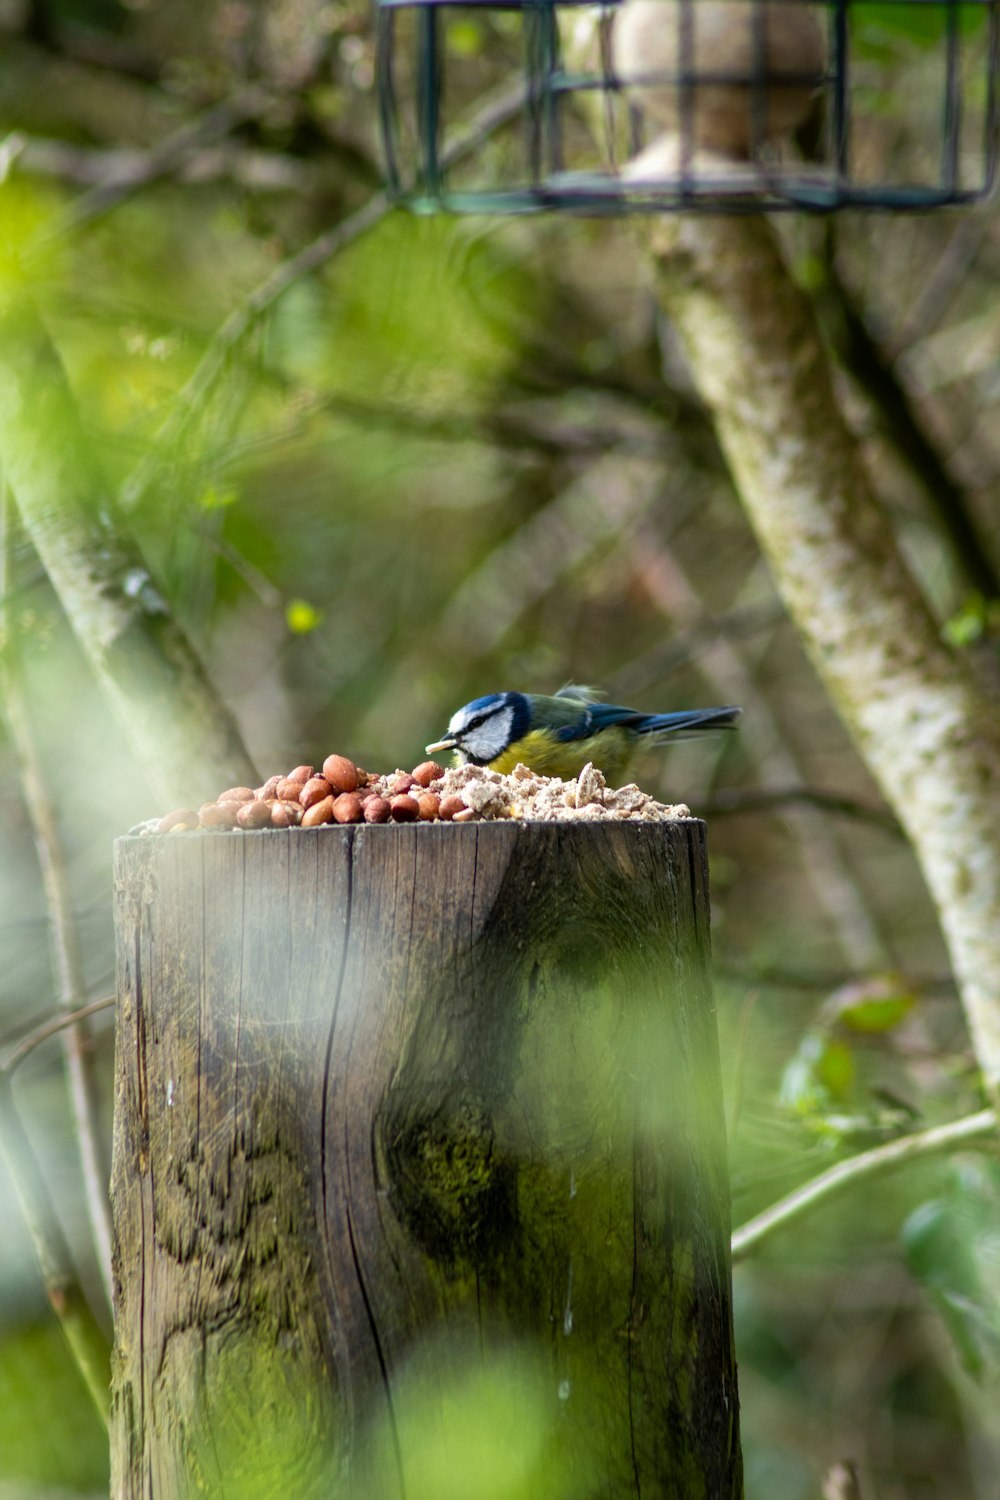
[485,727,633,783]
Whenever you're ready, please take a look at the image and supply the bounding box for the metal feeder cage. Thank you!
[376,0,1000,211]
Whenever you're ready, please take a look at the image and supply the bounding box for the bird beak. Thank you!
[424,736,458,754]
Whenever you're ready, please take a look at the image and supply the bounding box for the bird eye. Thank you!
[466,714,484,731]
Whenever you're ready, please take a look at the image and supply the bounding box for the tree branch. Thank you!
[1,995,115,1077]
[0,258,259,804]
[714,961,956,996]
[887,207,997,358]
[120,81,529,512]
[817,236,1000,602]
[731,1107,997,1262]
[622,525,892,968]
[25,87,271,251]
[16,131,318,200]
[702,785,901,834]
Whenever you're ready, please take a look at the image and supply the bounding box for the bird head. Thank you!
[425,691,530,766]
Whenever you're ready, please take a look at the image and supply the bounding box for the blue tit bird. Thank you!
[425,685,741,783]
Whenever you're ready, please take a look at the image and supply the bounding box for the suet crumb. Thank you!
[412,761,692,824]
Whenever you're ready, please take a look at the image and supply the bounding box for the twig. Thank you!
[887,209,996,358]
[26,87,271,252]
[623,525,892,969]
[437,448,665,652]
[119,189,390,514]
[608,600,786,698]
[1,995,115,1077]
[268,386,678,458]
[0,989,118,1416]
[702,785,901,835]
[0,486,113,1307]
[190,525,284,609]
[351,446,675,750]
[819,233,999,602]
[714,961,956,996]
[17,134,319,197]
[731,1107,997,1262]
[7,20,163,83]
[120,81,528,512]
[0,1074,110,1425]
[822,1460,863,1500]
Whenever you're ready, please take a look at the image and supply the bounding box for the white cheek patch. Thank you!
[462,705,515,763]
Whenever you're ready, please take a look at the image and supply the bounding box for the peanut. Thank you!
[276,777,306,803]
[199,802,239,829]
[332,793,364,824]
[417,792,440,821]
[157,808,200,833]
[300,776,334,809]
[271,801,303,828]
[302,796,335,828]
[237,800,273,830]
[322,754,360,794]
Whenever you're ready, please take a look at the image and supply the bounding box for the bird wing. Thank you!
[552,701,644,741]
[554,703,741,742]
[525,692,598,741]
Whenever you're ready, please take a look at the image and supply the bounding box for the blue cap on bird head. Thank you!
[425,692,531,766]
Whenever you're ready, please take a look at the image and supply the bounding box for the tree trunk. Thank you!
[111,820,742,1500]
[641,212,1000,1102]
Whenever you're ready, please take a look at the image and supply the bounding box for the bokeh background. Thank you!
[1,0,999,1495]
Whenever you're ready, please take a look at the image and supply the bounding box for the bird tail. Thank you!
[633,705,742,740]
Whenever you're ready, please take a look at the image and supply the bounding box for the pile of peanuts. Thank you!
[153,756,471,835]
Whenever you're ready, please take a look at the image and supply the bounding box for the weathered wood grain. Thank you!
[111,820,742,1499]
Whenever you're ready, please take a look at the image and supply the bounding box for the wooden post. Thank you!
[111,821,742,1499]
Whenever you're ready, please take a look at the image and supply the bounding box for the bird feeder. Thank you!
[376,0,999,211]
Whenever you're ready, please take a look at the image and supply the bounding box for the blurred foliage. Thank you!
[0,1318,108,1494]
[779,973,921,1140]
[358,1340,597,1500]
[902,1161,1000,1384]
[0,0,999,1495]
[942,591,1000,648]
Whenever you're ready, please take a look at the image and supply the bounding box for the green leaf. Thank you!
[942,594,987,648]
[779,1030,855,1113]
[815,1039,855,1097]
[826,974,916,1034]
[902,1187,1000,1382]
[852,1,988,53]
[285,598,322,634]
[198,484,239,511]
[448,17,485,56]
[0,1320,109,1490]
